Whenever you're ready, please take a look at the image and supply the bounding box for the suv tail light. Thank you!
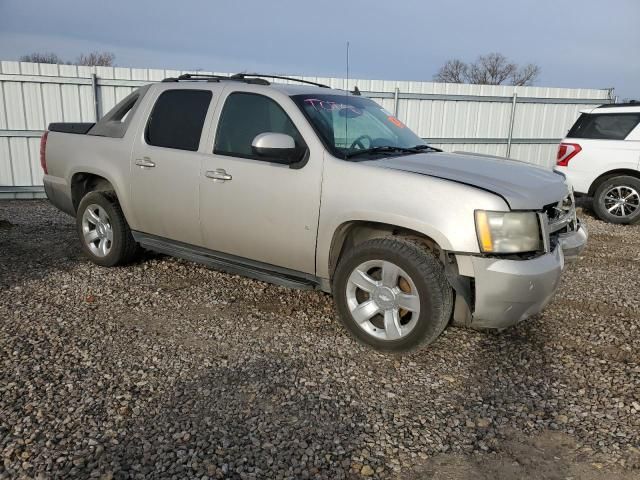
[556,142,581,167]
[40,131,49,174]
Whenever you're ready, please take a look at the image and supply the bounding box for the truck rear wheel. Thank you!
[76,191,138,267]
[333,237,453,353]
[593,175,640,225]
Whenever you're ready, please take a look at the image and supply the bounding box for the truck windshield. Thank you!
[291,94,431,160]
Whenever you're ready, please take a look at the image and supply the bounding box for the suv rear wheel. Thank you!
[593,175,640,225]
[76,191,138,266]
[333,237,453,353]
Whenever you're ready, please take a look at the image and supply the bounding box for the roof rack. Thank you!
[230,73,330,88]
[161,72,330,88]
[597,100,639,108]
[161,73,269,85]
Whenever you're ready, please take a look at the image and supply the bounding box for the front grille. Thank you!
[542,192,578,250]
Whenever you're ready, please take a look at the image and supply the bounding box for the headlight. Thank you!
[475,210,542,253]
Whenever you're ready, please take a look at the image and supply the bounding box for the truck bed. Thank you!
[48,123,96,135]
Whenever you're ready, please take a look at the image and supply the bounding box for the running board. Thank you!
[132,231,318,290]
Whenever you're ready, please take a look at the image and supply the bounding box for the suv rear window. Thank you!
[567,113,640,140]
[145,89,212,151]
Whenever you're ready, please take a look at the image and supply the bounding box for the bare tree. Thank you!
[20,51,116,67]
[510,63,541,87]
[433,52,540,86]
[433,59,468,84]
[76,52,116,67]
[20,52,63,64]
[467,53,517,85]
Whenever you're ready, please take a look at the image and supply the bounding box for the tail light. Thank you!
[556,142,581,167]
[40,131,49,174]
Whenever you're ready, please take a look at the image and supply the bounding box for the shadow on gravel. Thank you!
[0,201,82,290]
[95,359,366,479]
[0,200,161,291]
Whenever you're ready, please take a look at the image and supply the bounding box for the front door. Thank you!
[199,90,323,274]
[130,87,214,246]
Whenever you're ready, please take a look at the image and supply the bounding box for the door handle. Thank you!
[135,157,156,168]
[205,169,232,182]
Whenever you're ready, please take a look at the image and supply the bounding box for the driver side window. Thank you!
[214,92,305,160]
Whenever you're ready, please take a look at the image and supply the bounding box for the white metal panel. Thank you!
[27,137,43,185]
[0,83,8,129]
[41,83,64,124]
[60,84,82,122]
[22,81,45,129]
[9,137,31,185]
[79,85,95,122]
[3,82,26,129]
[0,137,13,185]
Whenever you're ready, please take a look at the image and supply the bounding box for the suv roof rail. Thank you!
[230,73,330,88]
[161,72,330,88]
[597,100,639,108]
[161,73,270,85]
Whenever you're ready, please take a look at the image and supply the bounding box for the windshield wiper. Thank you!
[408,144,442,153]
[344,146,418,159]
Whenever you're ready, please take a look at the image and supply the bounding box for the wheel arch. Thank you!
[588,169,640,196]
[327,220,446,282]
[70,171,120,213]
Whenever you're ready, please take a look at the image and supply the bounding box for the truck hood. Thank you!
[363,151,568,210]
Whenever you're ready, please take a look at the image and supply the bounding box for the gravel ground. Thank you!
[1,199,639,480]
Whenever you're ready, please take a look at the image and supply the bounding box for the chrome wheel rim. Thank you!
[345,260,420,341]
[82,204,113,257]
[603,185,640,218]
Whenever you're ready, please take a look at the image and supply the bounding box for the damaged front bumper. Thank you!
[454,221,588,329]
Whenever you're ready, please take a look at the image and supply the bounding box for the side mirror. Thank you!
[251,132,300,164]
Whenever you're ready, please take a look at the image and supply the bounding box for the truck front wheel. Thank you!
[333,237,453,353]
[76,191,138,267]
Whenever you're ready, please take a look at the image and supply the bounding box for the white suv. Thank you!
[555,102,640,224]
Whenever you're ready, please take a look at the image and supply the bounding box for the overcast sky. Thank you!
[0,0,638,99]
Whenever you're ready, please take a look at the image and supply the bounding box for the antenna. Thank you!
[345,41,350,152]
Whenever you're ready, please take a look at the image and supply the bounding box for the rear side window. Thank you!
[145,90,212,151]
[214,92,305,159]
[567,113,640,140]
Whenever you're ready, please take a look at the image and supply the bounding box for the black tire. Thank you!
[592,175,640,225]
[76,191,138,267]
[333,237,453,353]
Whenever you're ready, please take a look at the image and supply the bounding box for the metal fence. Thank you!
[0,60,612,199]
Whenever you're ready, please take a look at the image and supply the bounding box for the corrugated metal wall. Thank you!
[0,60,611,198]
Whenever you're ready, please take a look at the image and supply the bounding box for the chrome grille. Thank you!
[540,192,578,252]
[544,192,578,234]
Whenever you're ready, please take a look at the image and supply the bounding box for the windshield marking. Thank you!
[303,98,362,115]
[387,116,405,128]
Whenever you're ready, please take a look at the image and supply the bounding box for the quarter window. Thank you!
[567,113,640,140]
[145,90,212,151]
[214,92,305,160]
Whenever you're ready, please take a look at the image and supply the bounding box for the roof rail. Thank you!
[161,72,330,88]
[597,100,639,108]
[161,73,270,85]
[230,73,330,88]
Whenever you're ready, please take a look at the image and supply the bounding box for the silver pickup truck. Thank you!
[41,73,587,352]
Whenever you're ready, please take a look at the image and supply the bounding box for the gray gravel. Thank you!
[1,200,639,479]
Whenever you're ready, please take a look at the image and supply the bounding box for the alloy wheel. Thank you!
[603,185,640,218]
[345,259,420,341]
[81,204,113,257]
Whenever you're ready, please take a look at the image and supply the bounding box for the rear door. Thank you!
[129,86,218,245]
